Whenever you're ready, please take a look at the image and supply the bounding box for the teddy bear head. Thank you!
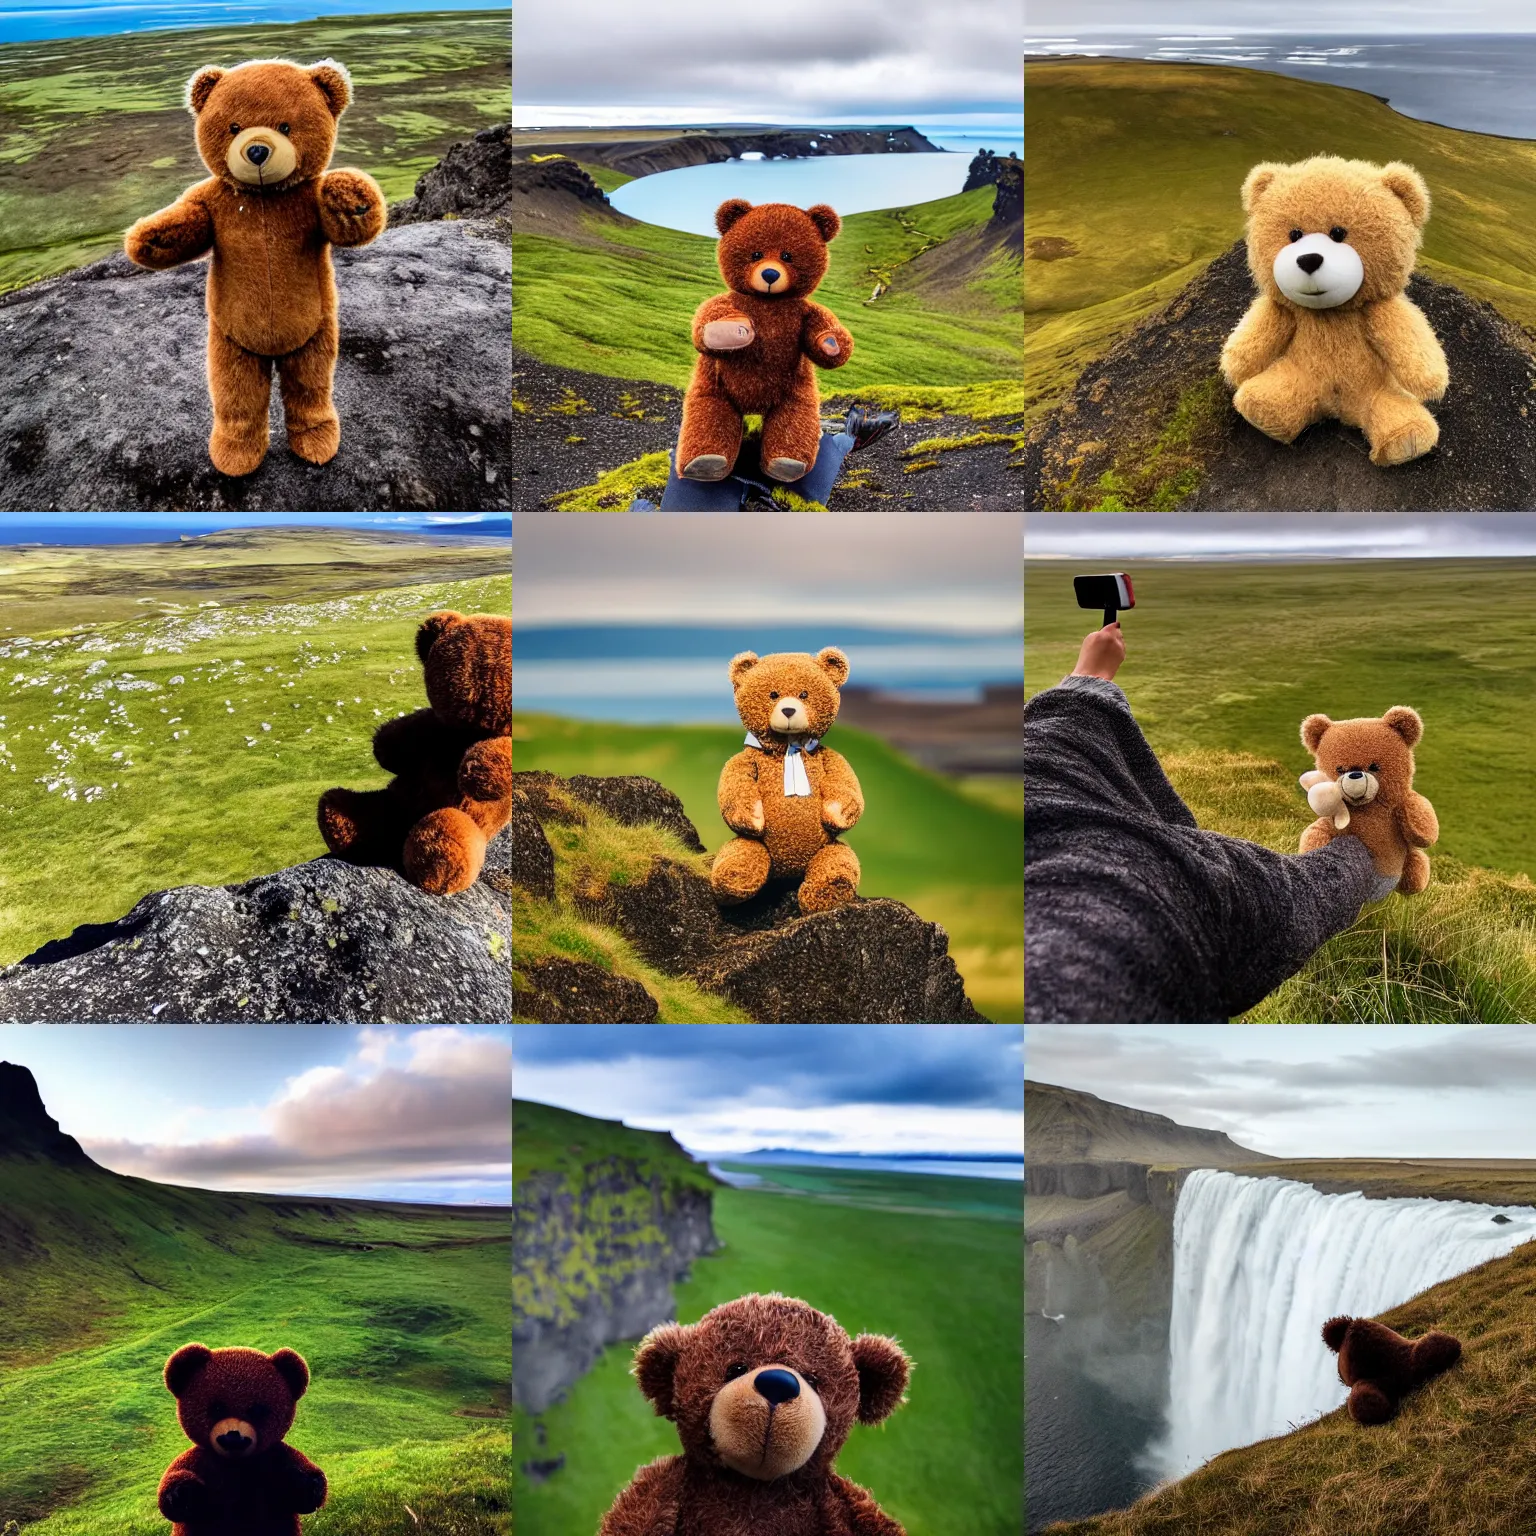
[633,1293,910,1481]
[729,648,849,742]
[164,1343,309,1458]
[1300,706,1423,814]
[1241,155,1431,312]
[186,58,353,192]
[713,200,842,299]
[416,611,511,737]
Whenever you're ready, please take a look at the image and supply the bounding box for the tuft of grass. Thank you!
[544,452,671,511]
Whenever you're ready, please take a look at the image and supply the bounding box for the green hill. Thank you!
[512,1098,715,1189]
[1025,58,1536,425]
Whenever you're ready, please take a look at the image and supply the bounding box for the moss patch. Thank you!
[545,452,671,512]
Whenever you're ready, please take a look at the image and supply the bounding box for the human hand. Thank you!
[1071,623,1124,682]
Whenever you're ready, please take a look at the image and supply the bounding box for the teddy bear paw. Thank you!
[764,457,807,482]
[681,454,732,481]
[288,417,341,466]
[1370,418,1438,466]
[701,318,755,351]
[208,430,268,478]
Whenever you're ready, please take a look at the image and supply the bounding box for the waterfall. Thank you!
[1156,1169,1536,1478]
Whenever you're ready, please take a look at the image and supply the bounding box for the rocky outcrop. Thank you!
[992,157,1022,255]
[1026,1080,1268,1166]
[963,147,1012,191]
[514,771,987,1023]
[0,830,511,1024]
[391,124,514,225]
[0,1063,93,1166]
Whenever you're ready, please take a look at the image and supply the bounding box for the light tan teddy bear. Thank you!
[1221,155,1448,467]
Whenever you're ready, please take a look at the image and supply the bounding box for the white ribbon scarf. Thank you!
[745,731,821,797]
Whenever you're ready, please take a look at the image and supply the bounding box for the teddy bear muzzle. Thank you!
[1338,768,1379,804]
[209,1416,258,1456]
[747,258,790,294]
[227,125,298,186]
[1272,231,1364,309]
[708,1364,827,1480]
[769,698,812,733]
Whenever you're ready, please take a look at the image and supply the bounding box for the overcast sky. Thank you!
[515,513,1022,631]
[1027,1,1536,32]
[514,1025,1023,1155]
[515,0,1022,121]
[1027,1026,1536,1158]
[4,1026,511,1203]
[1024,513,1536,562]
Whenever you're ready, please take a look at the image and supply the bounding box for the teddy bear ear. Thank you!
[269,1348,310,1399]
[415,610,464,663]
[1300,713,1333,752]
[851,1334,911,1424]
[165,1342,212,1395]
[815,647,850,686]
[634,1322,690,1419]
[716,199,753,235]
[1322,1316,1353,1353]
[1240,162,1284,215]
[1380,163,1431,228]
[186,67,225,116]
[1383,705,1424,746]
[307,58,353,117]
[728,650,759,686]
[806,204,841,243]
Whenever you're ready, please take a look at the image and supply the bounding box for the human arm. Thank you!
[125,182,216,270]
[1219,295,1296,387]
[459,736,512,805]
[692,294,756,353]
[318,168,387,247]
[817,748,863,831]
[1072,622,1125,682]
[717,752,765,835]
[598,1456,685,1536]
[799,301,854,368]
[1396,790,1439,848]
[271,1443,328,1514]
[1364,295,1448,400]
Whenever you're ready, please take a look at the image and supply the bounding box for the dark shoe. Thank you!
[845,405,900,451]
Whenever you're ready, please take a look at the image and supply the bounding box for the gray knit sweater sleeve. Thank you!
[1025,676,1379,1023]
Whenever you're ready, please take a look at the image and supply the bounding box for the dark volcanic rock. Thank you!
[992,158,1022,255]
[0,221,510,511]
[510,799,557,900]
[564,774,706,853]
[1025,240,1536,511]
[391,124,515,224]
[0,831,511,1023]
[515,957,659,1023]
[963,147,1005,191]
[0,1062,93,1165]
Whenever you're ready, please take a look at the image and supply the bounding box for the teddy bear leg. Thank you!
[678,388,743,481]
[1362,387,1439,467]
[1299,818,1337,854]
[799,842,860,914]
[1231,360,1319,445]
[404,807,487,894]
[1398,846,1431,894]
[317,786,409,866]
[1347,1380,1397,1426]
[760,389,824,482]
[711,837,771,904]
[207,322,272,477]
[278,312,342,466]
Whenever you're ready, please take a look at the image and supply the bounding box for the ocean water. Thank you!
[1027,32,1536,140]
[0,513,511,545]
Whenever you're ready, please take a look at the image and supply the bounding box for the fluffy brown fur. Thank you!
[1298,706,1438,894]
[318,611,511,894]
[1221,156,1448,466]
[124,58,386,476]
[713,648,863,913]
[600,1293,910,1536]
[677,200,853,483]
[1322,1315,1462,1426]
[157,1343,326,1535]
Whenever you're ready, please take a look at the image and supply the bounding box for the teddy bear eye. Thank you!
[1336,766,1346,775]
[1369,762,1379,772]
[248,1404,269,1420]
[781,250,793,262]
[1288,228,1303,242]
[804,1371,821,1389]
[1329,226,1347,241]
[769,691,779,699]
[209,1401,227,1418]
[229,123,241,135]
[798,691,807,700]
[279,122,291,135]
[725,1362,749,1381]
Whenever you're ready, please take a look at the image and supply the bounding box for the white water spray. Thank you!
[1156,1169,1536,1478]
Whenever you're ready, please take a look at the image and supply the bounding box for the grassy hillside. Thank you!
[1025,559,1536,1021]
[1229,1159,1536,1207]
[1025,1080,1267,1165]
[0,532,509,966]
[0,9,511,294]
[513,1166,1023,1536]
[1025,58,1536,424]
[0,1155,510,1535]
[513,713,1023,1022]
[513,1098,715,1189]
[1046,1230,1536,1534]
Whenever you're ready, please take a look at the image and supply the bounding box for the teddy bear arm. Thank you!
[1364,296,1449,400]
[372,708,446,774]
[800,301,854,367]
[459,735,512,804]
[1396,791,1439,848]
[827,1472,907,1535]
[125,184,216,270]
[1299,816,1338,854]
[693,293,755,353]
[318,168,388,248]
[1219,296,1295,387]
[598,1455,685,1535]
[270,1442,327,1513]
[157,1450,213,1519]
[818,748,864,829]
[718,752,765,834]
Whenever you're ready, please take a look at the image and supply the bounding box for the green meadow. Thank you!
[0,530,510,966]
[0,9,511,293]
[512,713,1024,1022]
[1025,558,1536,1021]
[512,1166,1023,1536]
[0,1156,510,1535]
[1025,58,1536,424]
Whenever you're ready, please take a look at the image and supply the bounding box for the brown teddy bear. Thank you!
[318,610,510,894]
[1322,1315,1461,1425]
[677,199,854,484]
[125,58,387,477]
[1297,706,1438,894]
[712,647,864,913]
[1221,155,1448,466]
[158,1342,326,1535]
[600,1293,911,1536]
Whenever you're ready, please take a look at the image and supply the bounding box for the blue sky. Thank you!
[514,1024,1023,1156]
[2,1025,511,1203]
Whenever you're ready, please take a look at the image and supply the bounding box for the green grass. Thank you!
[512,1098,716,1191]
[0,530,510,966]
[1025,559,1536,1021]
[512,1169,1022,1536]
[0,10,511,293]
[1025,57,1536,424]
[513,713,1023,1022]
[1227,1159,1536,1207]
[0,1156,510,1535]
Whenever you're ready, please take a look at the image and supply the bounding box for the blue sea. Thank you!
[0,513,511,545]
[705,1151,1024,1184]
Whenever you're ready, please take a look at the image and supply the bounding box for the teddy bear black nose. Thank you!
[1296,251,1324,275]
[1345,770,1365,780]
[245,142,270,165]
[780,704,797,717]
[753,1369,800,1404]
[760,267,781,284]
[217,1429,251,1452]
